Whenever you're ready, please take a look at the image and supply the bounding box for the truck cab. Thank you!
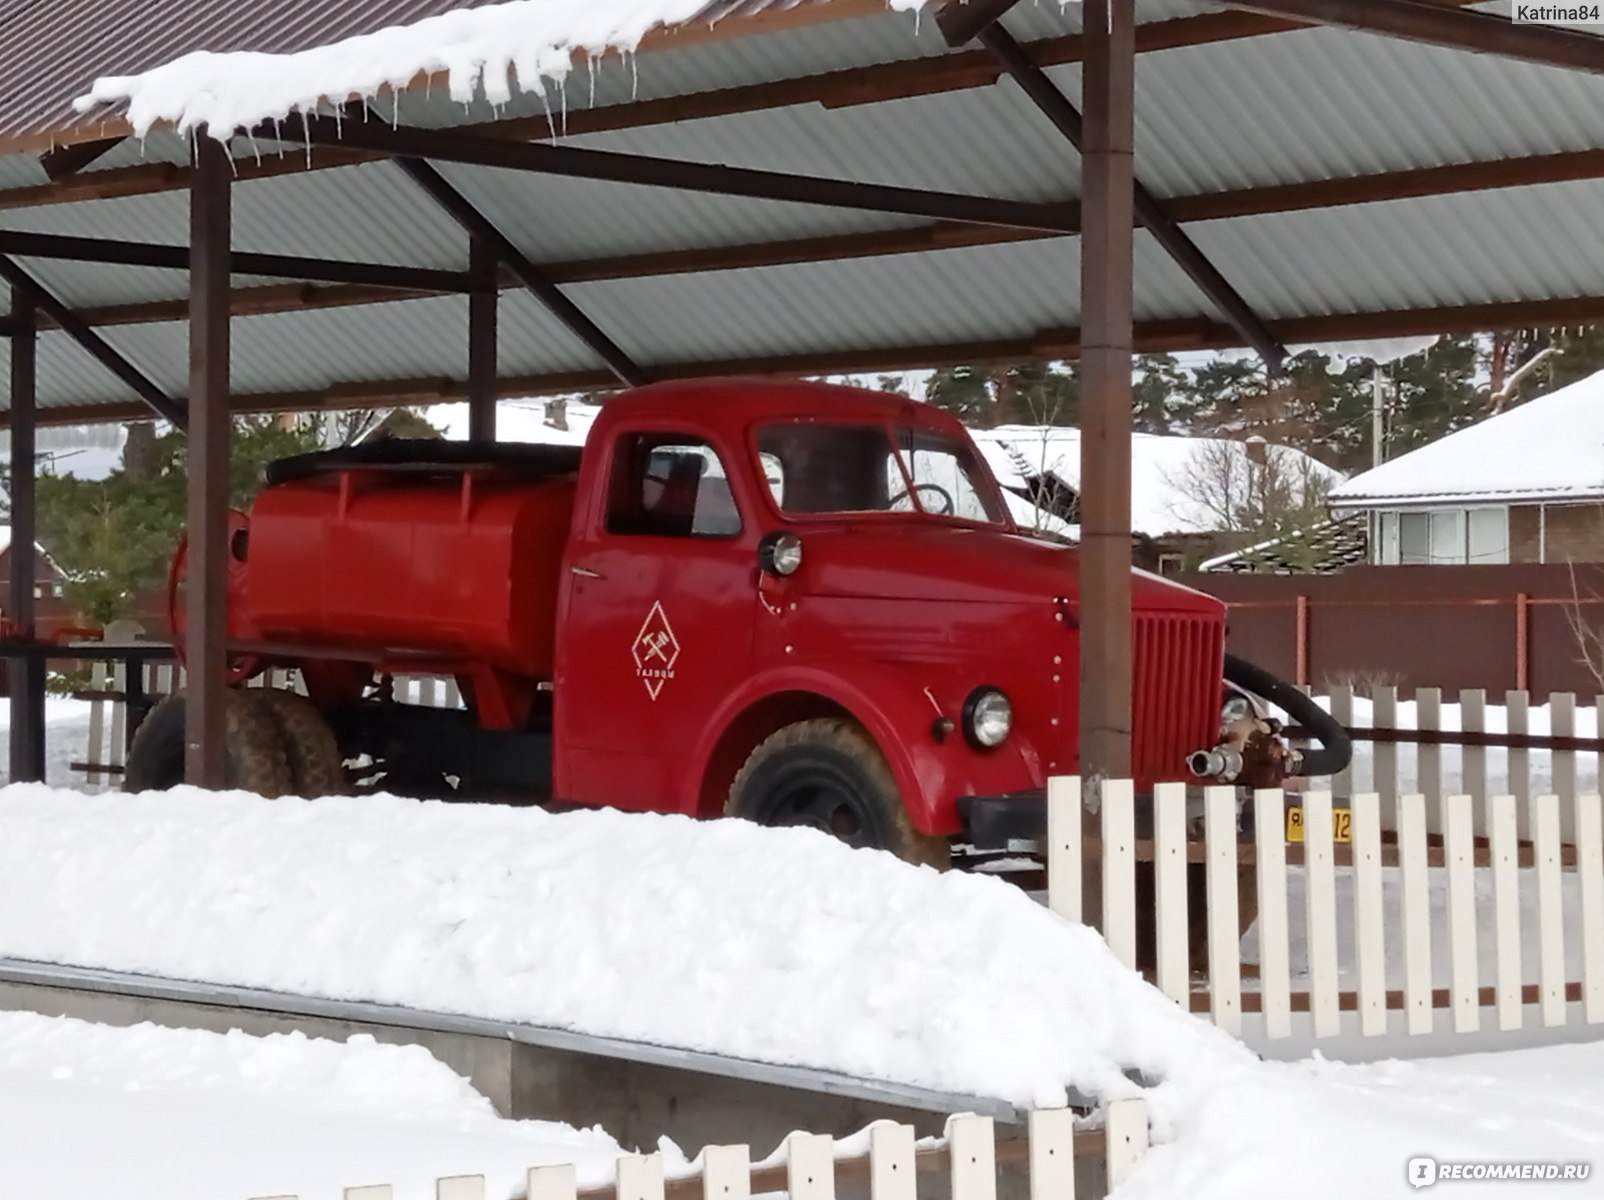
[136,377,1346,870]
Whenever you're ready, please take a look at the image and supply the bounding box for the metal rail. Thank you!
[0,957,1037,1121]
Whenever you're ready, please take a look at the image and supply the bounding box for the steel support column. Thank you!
[467,238,499,441]
[184,137,232,788]
[6,290,44,783]
[1078,0,1136,786]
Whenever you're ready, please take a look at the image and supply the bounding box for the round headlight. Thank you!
[759,531,804,577]
[963,687,1013,749]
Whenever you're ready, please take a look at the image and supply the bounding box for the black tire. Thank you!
[726,718,950,869]
[257,689,346,797]
[124,690,293,797]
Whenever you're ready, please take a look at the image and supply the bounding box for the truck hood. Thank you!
[789,524,1224,615]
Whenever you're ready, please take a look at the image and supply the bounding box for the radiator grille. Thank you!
[1131,612,1225,786]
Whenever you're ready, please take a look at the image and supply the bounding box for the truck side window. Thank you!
[605,434,743,539]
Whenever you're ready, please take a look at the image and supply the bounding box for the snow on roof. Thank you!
[971,426,1342,539]
[74,0,928,141]
[1331,367,1604,509]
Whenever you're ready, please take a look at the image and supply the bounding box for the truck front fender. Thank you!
[686,664,1040,836]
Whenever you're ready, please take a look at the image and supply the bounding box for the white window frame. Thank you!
[1374,505,1508,566]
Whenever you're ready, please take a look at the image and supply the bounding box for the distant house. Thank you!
[968,426,1342,573]
[1330,369,1604,565]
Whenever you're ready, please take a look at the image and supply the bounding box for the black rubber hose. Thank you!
[1222,653,1353,778]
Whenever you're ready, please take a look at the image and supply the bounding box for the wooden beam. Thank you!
[184,136,232,790]
[0,257,185,426]
[295,116,1080,235]
[1222,0,1604,72]
[395,159,647,386]
[0,12,1314,217]
[977,22,1286,370]
[1078,0,1137,784]
[38,136,125,181]
[7,288,45,783]
[0,229,473,293]
[467,236,499,440]
[19,291,1604,431]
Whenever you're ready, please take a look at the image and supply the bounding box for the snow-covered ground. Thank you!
[0,697,103,791]
[0,1011,630,1200]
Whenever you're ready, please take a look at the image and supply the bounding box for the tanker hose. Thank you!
[1222,653,1353,778]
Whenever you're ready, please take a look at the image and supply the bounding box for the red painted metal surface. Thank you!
[201,378,1227,826]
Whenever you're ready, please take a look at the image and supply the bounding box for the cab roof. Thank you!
[594,378,964,434]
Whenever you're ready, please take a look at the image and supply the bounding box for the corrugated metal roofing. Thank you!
[3,0,1604,421]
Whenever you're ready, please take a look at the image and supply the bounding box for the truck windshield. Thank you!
[756,422,1006,524]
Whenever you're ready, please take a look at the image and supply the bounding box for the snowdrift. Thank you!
[0,787,1246,1116]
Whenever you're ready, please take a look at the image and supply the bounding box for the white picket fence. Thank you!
[1049,776,1604,1044]
[76,664,461,784]
[250,1107,1152,1200]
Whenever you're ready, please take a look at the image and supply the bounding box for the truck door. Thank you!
[555,427,756,813]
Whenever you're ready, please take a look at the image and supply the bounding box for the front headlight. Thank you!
[963,687,1013,749]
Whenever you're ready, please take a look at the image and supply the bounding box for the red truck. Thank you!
[128,378,1348,869]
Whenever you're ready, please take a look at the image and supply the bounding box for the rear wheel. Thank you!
[124,690,293,796]
[257,689,346,797]
[726,718,950,869]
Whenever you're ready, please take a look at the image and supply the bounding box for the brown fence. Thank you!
[1189,563,1604,696]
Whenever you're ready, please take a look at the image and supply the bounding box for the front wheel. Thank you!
[726,718,950,869]
[123,690,293,796]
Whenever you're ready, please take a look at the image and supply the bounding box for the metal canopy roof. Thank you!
[3,0,1604,422]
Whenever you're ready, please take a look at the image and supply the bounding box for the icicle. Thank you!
[300,109,313,169]
[332,103,343,139]
[913,6,921,34]
[538,86,556,143]
[587,54,598,109]
[392,92,402,129]
[246,133,263,167]
[558,77,568,138]
[629,51,639,102]
[273,118,285,160]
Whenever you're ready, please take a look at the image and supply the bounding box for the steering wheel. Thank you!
[888,482,956,516]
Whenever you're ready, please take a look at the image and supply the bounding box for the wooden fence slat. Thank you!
[1399,791,1434,1035]
[109,660,127,772]
[1462,690,1486,836]
[1374,686,1398,807]
[86,660,107,783]
[1204,785,1241,1035]
[1507,691,1531,841]
[948,1114,996,1200]
[702,1145,752,1200]
[437,1177,485,1200]
[1102,780,1137,970]
[1577,792,1604,1024]
[1351,791,1386,1037]
[1303,789,1340,1039]
[1253,788,1292,1039]
[1553,694,1578,843]
[1489,792,1523,1031]
[1330,685,1354,798]
[786,1133,835,1200]
[1046,776,1081,924]
[1027,1108,1076,1200]
[1445,793,1480,1034]
[1103,1098,1149,1190]
[528,1163,578,1200]
[1153,781,1189,1005]
[445,679,462,708]
[1535,792,1567,1027]
[344,1188,393,1200]
[868,1123,916,1200]
[1417,688,1442,835]
[618,1155,665,1200]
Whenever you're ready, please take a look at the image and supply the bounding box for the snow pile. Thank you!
[0,1011,629,1200]
[0,786,1247,1117]
[1332,365,1604,506]
[73,0,930,140]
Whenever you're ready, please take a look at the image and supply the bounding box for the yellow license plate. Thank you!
[1286,806,1351,844]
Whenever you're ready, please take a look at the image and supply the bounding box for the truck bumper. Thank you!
[956,790,1047,850]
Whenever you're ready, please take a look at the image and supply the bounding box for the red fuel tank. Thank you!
[244,470,577,678]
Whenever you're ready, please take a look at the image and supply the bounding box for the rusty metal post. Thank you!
[1295,593,1310,687]
[1078,0,1137,785]
[184,135,232,788]
[468,236,498,441]
[7,288,44,783]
